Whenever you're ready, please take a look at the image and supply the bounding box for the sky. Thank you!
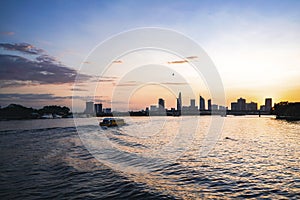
[0,0,300,112]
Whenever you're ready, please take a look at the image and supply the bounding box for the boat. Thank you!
[99,118,125,127]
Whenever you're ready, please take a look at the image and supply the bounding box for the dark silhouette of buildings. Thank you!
[129,109,149,116]
[199,96,205,111]
[208,99,211,111]
[229,97,273,115]
[94,103,102,115]
[246,102,257,111]
[86,93,276,118]
[158,98,165,110]
[231,98,247,111]
[258,98,273,114]
[259,98,272,113]
[265,98,272,112]
[237,97,246,111]
[177,92,182,114]
[103,108,112,114]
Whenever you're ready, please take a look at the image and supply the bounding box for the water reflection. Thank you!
[0,116,299,199]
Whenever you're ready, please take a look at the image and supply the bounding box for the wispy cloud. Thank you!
[0,93,107,102]
[167,59,188,64]
[186,56,198,60]
[0,80,39,88]
[115,81,187,87]
[35,54,58,63]
[162,82,187,85]
[115,83,137,87]
[0,32,15,36]
[116,81,138,87]
[167,56,198,64]
[70,88,88,92]
[0,93,64,101]
[0,93,111,109]
[0,43,44,55]
[89,76,118,83]
[98,79,116,83]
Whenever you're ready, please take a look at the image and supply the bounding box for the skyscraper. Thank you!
[190,99,196,108]
[177,92,182,112]
[208,99,211,111]
[199,96,205,111]
[237,97,246,111]
[94,103,102,114]
[158,98,165,110]
[265,98,272,112]
[85,101,94,114]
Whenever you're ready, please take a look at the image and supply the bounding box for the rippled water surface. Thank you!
[0,116,299,199]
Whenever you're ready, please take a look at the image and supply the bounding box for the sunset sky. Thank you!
[1,0,300,112]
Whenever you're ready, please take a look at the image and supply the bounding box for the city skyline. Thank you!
[84,92,274,114]
[0,1,299,112]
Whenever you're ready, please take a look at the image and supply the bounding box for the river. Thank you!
[0,116,299,199]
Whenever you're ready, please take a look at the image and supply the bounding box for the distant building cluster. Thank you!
[84,92,228,116]
[231,98,257,111]
[84,101,112,116]
[148,92,217,115]
[231,97,272,112]
[84,94,273,116]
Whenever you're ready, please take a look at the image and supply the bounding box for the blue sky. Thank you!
[2,0,299,59]
[1,0,300,110]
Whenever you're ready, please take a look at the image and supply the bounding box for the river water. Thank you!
[0,116,299,199]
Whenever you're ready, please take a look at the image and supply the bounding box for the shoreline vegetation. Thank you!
[0,104,72,120]
[273,102,300,121]
[0,102,299,121]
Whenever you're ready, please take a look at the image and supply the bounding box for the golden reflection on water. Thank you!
[130,117,298,199]
[76,116,299,199]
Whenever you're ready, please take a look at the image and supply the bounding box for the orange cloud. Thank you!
[116,81,138,87]
[167,56,198,64]
[167,59,188,64]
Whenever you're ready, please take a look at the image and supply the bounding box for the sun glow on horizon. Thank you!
[1,1,299,112]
